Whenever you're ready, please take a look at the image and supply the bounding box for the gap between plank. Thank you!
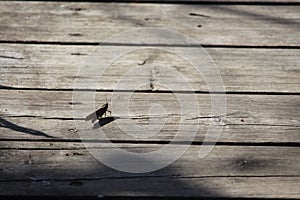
[1,139,300,148]
[0,40,300,49]
[1,86,300,96]
[1,174,299,183]
[7,0,300,5]
[0,197,296,200]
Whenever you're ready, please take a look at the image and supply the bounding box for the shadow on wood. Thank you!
[0,148,221,198]
[93,116,120,129]
[0,116,55,138]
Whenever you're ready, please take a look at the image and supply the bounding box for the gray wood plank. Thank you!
[0,90,299,142]
[0,146,299,198]
[1,117,299,143]
[0,2,299,46]
[1,177,299,198]
[114,0,300,2]
[70,0,300,2]
[1,44,299,93]
[108,0,300,2]
[2,145,299,178]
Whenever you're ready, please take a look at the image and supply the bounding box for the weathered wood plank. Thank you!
[1,177,299,198]
[0,2,299,46]
[0,145,299,179]
[0,90,299,142]
[1,117,299,143]
[1,44,299,93]
[0,146,299,198]
[62,0,300,3]
[99,0,300,2]
[0,1,299,199]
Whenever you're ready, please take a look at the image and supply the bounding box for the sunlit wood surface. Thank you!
[0,1,299,199]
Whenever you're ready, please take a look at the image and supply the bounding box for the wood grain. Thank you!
[0,1,299,198]
[1,44,299,93]
[0,2,299,46]
[106,0,300,2]
[0,145,299,198]
[0,177,299,198]
[0,90,299,142]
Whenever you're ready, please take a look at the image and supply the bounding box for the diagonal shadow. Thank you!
[216,5,300,30]
[0,151,221,198]
[92,116,120,129]
[188,4,299,30]
[0,116,56,138]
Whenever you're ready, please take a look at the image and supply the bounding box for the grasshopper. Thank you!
[85,96,111,123]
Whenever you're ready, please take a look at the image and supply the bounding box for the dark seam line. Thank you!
[1,86,300,95]
[0,40,300,49]
[8,0,300,5]
[0,174,299,183]
[0,140,300,148]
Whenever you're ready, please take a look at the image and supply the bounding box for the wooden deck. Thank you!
[0,1,299,199]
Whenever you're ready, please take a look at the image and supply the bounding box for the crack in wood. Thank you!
[189,13,211,18]
[0,174,182,183]
[150,68,157,91]
[1,85,300,95]
[0,55,24,60]
[69,7,86,11]
[1,40,300,49]
[1,141,300,148]
[68,33,83,37]
[70,52,88,56]
[1,174,299,183]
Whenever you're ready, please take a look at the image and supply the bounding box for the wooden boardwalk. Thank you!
[0,1,299,199]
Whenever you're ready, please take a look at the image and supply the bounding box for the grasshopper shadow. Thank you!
[93,116,120,129]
